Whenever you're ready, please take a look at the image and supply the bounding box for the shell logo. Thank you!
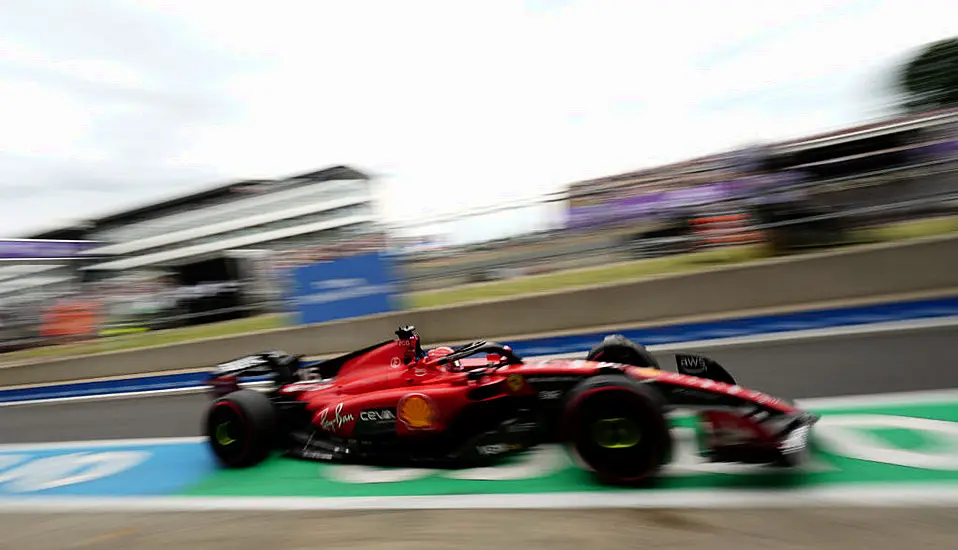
[397,393,437,430]
[506,374,525,393]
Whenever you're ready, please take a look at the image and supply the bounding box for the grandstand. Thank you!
[753,108,958,232]
[4,108,958,347]
[400,107,958,290]
[0,165,383,349]
[76,165,377,274]
[564,107,958,207]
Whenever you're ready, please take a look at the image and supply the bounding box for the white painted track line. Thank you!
[0,381,273,408]
[1,483,958,512]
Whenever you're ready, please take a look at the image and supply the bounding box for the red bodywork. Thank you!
[276,340,799,440]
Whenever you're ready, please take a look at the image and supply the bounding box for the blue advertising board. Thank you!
[286,252,398,325]
[0,239,100,260]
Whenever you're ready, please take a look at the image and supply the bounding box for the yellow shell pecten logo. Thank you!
[398,394,436,429]
[506,374,524,392]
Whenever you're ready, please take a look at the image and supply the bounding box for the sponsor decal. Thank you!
[506,374,525,393]
[299,449,334,461]
[359,409,396,423]
[529,359,590,369]
[281,381,330,394]
[318,403,356,432]
[538,390,563,400]
[397,393,438,430]
[677,355,707,374]
[216,356,265,372]
[476,443,524,456]
[298,277,394,306]
[390,357,402,368]
[397,338,417,359]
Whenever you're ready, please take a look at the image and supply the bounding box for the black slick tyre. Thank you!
[205,389,276,468]
[562,375,671,484]
[586,335,660,369]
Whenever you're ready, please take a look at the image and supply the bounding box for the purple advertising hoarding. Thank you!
[565,172,812,230]
[566,180,753,229]
[0,239,100,260]
[909,139,958,160]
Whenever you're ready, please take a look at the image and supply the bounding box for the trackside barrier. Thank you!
[1,233,957,387]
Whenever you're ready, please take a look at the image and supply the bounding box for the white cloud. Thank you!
[0,0,955,240]
[0,80,91,158]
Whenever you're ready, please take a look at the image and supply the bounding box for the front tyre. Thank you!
[205,389,276,468]
[562,375,671,484]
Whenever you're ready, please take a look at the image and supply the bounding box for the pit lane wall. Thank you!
[2,234,957,387]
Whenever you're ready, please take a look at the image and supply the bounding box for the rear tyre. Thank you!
[205,389,276,468]
[562,375,671,484]
[586,335,660,369]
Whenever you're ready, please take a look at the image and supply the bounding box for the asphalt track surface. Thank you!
[4,325,958,550]
[6,508,958,550]
[3,324,958,444]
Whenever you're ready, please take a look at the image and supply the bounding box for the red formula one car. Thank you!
[202,326,818,484]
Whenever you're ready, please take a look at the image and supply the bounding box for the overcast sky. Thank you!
[1,0,955,240]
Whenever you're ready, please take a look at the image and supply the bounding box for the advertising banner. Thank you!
[565,174,810,230]
[908,139,958,160]
[566,180,751,229]
[286,252,399,325]
[38,297,102,344]
[0,239,101,261]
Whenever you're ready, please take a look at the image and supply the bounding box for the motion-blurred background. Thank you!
[2,1,958,361]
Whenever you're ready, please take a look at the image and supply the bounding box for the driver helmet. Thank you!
[427,346,462,371]
[426,346,454,359]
